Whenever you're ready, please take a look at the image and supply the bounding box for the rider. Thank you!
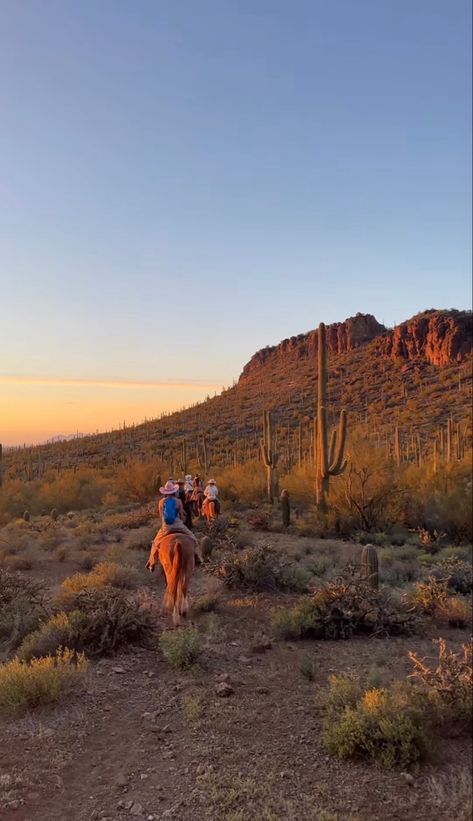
[146,480,201,571]
[175,478,192,529]
[203,478,220,516]
[191,473,204,516]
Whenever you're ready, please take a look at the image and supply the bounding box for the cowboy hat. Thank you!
[159,480,178,495]
[207,479,216,485]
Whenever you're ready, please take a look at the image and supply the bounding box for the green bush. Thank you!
[159,627,201,669]
[321,676,432,768]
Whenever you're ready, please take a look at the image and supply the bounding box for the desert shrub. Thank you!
[58,561,138,606]
[2,555,33,572]
[100,506,154,531]
[159,627,201,669]
[18,589,155,660]
[410,577,448,614]
[207,545,309,593]
[409,638,472,727]
[436,596,471,628]
[215,460,266,506]
[430,558,472,595]
[0,648,87,716]
[112,461,158,504]
[328,437,405,531]
[0,569,47,652]
[272,577,417,641]
[246,511,271,531]
[321,677,432,768]
[193,593,220,614]
[403,459,473,542]
[299,654,316,681]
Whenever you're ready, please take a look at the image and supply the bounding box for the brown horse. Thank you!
[147,533,196,625]
[202,498,218,523]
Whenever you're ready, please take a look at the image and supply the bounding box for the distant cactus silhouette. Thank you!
[315,323,347,509]
[261,410,279,503]
[362,544,379,589]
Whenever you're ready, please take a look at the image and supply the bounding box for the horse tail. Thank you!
[165,541,182,612]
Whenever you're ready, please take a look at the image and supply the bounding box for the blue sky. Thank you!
[0,0,471,442]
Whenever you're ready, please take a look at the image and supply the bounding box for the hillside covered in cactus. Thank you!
[2,307,472,482]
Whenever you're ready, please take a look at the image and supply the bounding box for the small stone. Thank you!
[238,655,252,664]
[130,803,144,816]
[0,774,12,787]
[112,666,125,674]
[215,681,234,697]
[401,772,415,787]
[163,724,172,733]
[250,640,272,654]
[140,773,149,781]
[115,774,128,787]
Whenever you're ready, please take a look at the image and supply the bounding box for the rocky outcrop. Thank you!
[239,310,472,381]
[374,310,472,366]
[240,313,385,380]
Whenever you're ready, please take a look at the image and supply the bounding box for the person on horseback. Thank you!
[203,478,221,516]
[191,473,203,516]
[146,480,201,571]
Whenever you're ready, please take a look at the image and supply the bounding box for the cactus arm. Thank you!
[328,429,337,468]
[329,409,347,474]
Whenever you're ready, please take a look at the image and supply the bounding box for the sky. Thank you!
[1,0,471,446]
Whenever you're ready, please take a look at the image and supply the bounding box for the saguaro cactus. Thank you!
[315,323,348,509]
[261,410,279,502]
[280,489,291,527]
[361,544,379,589]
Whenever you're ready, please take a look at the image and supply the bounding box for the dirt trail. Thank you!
[1,535,471,821]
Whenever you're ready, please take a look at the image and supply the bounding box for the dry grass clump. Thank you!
[0,648,87,716]
[159,627,201,669]
[19,588,155,660]
[410,578,471,628]
[409,638,472,727]
[0,569,47,652]
[207,544,309,593]
[428,768,472,821]
[272,577,417,641]
[57,561,139,606]
[192,593,220,614]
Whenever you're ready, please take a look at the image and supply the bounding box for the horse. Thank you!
[202,498,218,523]
[147,533,196,626]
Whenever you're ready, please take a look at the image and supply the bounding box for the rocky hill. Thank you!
[4,308,472,480]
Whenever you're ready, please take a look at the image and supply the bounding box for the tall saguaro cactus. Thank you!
[261,410,279,502]
[315,323,348,509]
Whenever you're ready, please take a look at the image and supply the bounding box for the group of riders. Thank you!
[146,474,220,572]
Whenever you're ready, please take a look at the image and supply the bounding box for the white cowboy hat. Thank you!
[160,480,178,495]
[207,479,216,485]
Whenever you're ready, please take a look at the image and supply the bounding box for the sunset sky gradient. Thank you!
[1,0,471,445]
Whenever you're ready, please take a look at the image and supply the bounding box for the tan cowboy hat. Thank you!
[160,480,177,495]
[207,479,216,485]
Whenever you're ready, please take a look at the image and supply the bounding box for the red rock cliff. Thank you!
[239,313,385,380]
[239,309,472,381]
[374,310,472,366]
